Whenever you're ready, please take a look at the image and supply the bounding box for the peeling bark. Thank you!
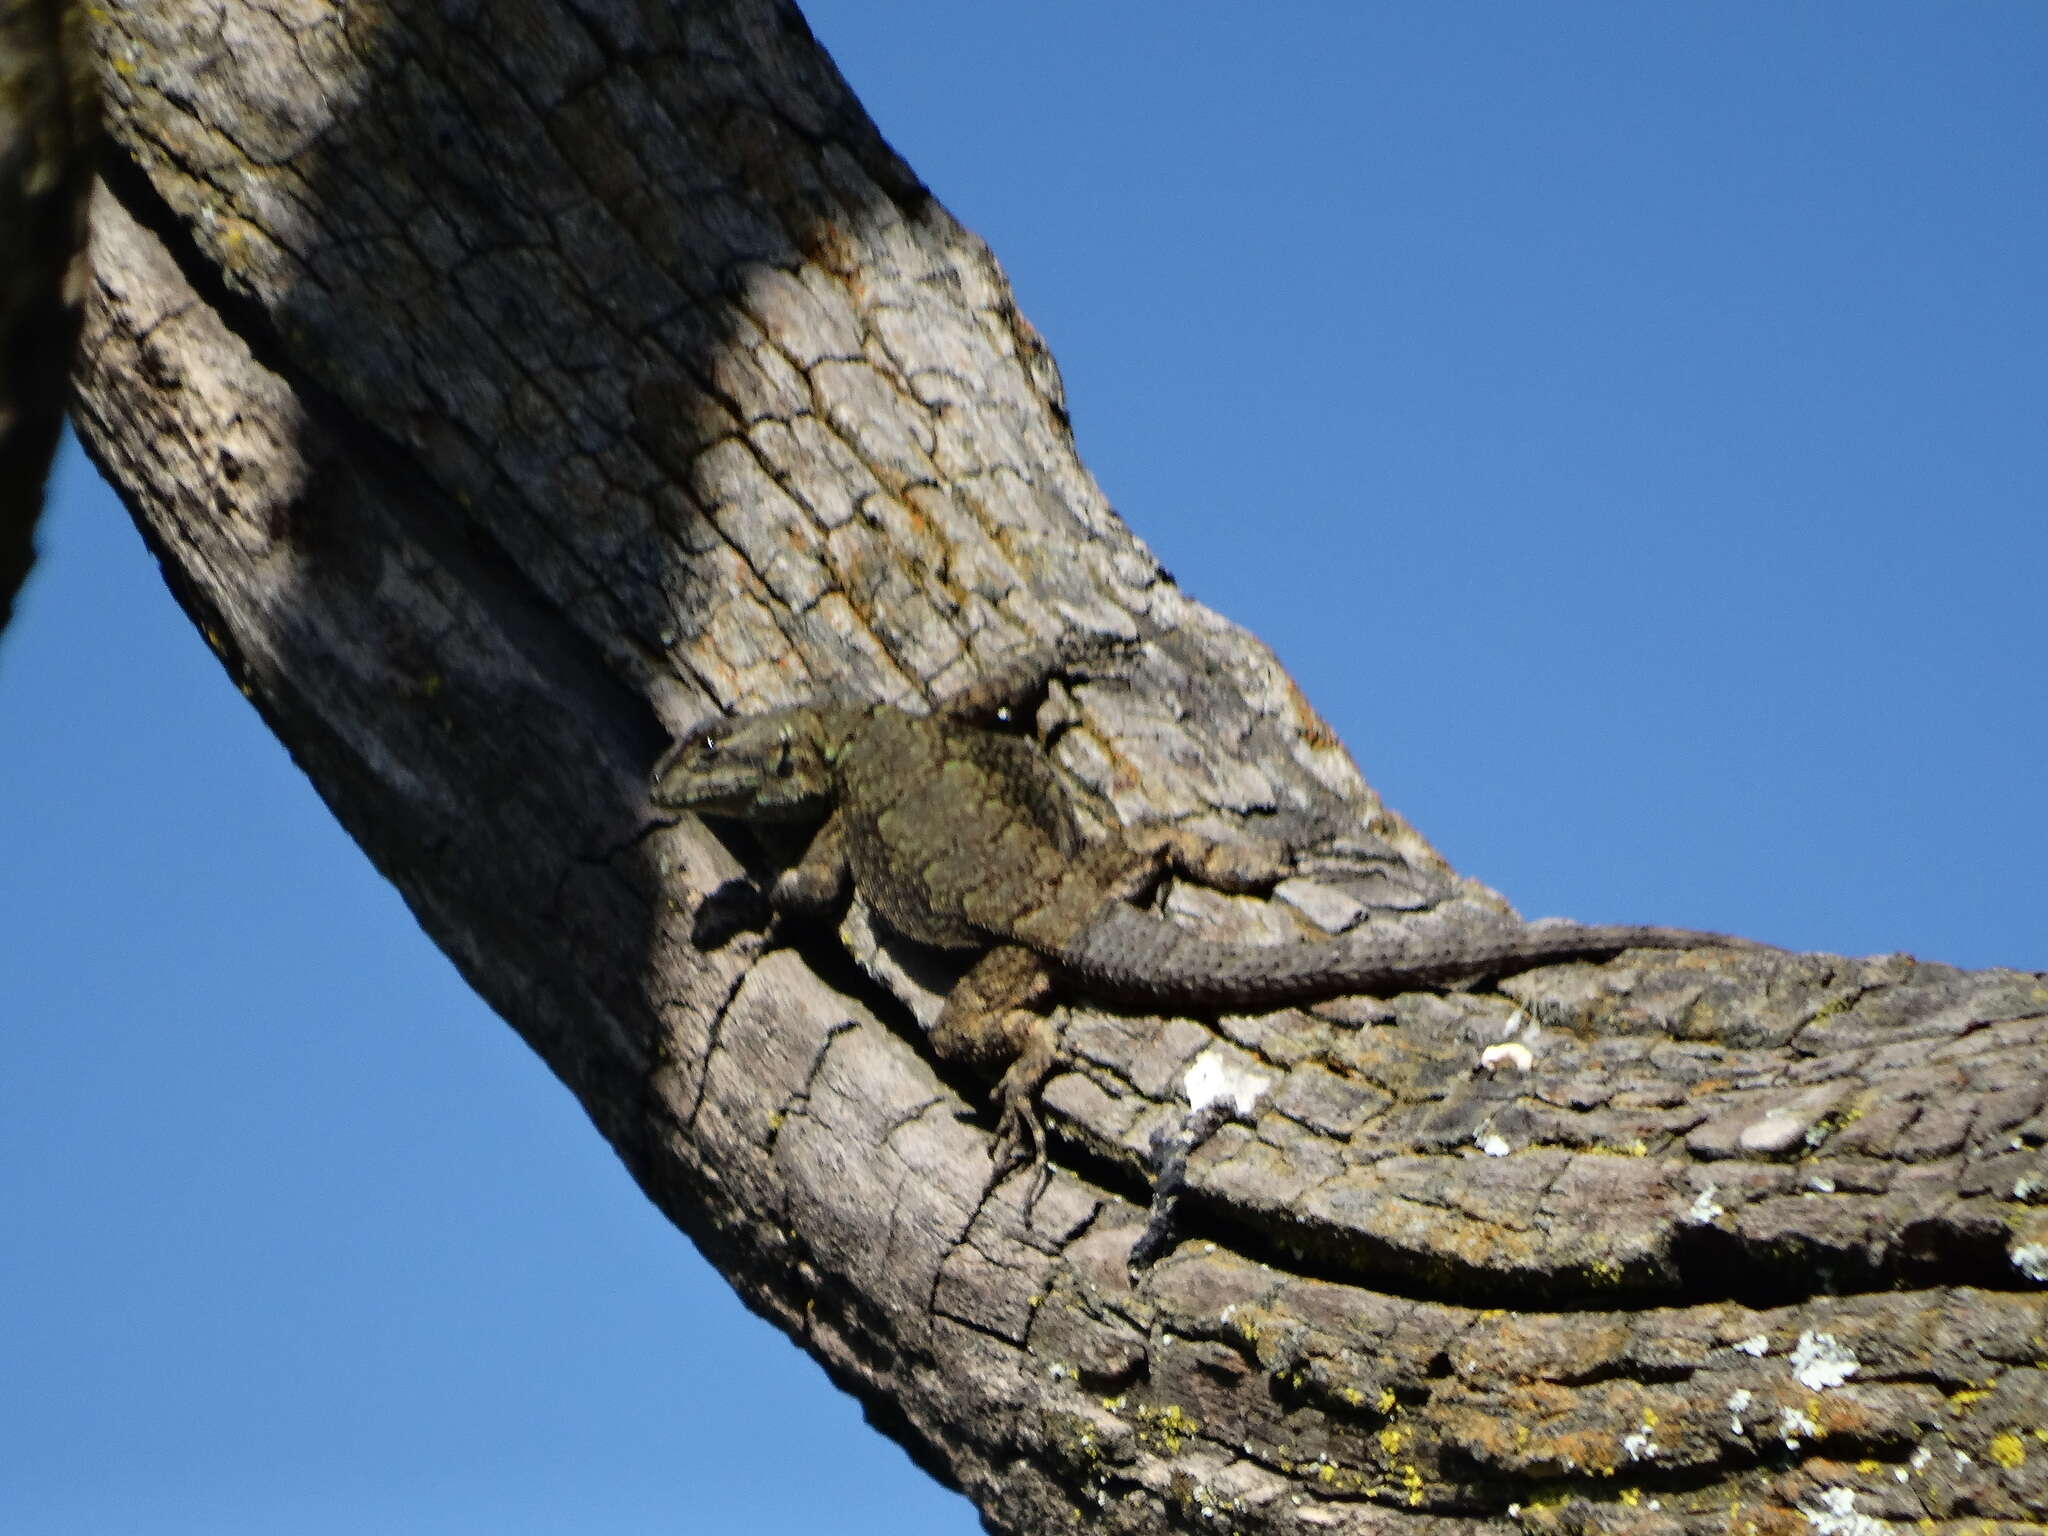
[68,2,2048,1533]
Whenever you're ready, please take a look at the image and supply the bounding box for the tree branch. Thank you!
[72,2,2048,1532]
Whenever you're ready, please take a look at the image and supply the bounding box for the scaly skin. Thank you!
[652,649,1764,1189]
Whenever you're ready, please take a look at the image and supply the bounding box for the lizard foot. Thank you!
[987,1086,1049,1208]
[933,947,1061,1207]
[984,1024,1059,1208]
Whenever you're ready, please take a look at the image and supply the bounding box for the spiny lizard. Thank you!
[651,645,1763,1188]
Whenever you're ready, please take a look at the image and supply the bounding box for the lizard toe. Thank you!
[986,1090,1046,1201]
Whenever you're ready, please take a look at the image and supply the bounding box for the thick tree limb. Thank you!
[0,0,97,634]
[71,2,2048,1533]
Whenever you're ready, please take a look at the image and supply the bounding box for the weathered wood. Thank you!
[0,0,98,633]
[70,2,2048,1532]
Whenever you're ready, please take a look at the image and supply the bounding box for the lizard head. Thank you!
[651,707,838,821]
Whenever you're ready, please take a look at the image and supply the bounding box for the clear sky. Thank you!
[4,6,2042,1531]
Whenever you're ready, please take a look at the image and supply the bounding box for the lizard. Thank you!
[650,643,1765,1189]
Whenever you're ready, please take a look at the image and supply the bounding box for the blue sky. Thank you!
[4,6,2042,1531]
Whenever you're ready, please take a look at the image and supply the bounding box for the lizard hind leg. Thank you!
[1120,822,1295,898]
[932,944,1060,1200]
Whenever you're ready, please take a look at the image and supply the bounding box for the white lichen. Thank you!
[1727,1388,1753,1435]
[1780,1405,1819,1448]
[1478,1041,1534,1073]
[1791,1330,1860,1391]
[1799,1486,1891,1536]
[1184,1049,1273,1117]
[2010,1242,2048,1283]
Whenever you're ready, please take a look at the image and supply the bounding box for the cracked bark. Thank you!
[65,2,2048,1533]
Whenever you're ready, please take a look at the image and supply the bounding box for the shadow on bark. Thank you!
[68,2,2048,1532]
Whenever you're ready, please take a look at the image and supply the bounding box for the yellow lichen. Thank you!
[1041,1411,1104,1466]
[1296,1457,1376,1496]
[1133,1402,1200,1455]
[1401,1464,1424,1506]
[1987,1433,2025,1468]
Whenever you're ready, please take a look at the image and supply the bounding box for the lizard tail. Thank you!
[1051,906,1762,1011]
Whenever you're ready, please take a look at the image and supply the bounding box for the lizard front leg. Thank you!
[770,808,851,915]
[930,943,1059,1199]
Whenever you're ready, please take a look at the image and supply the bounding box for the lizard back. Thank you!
[835,710,1088,949]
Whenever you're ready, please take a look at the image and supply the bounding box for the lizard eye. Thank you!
[694,732,720,759]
